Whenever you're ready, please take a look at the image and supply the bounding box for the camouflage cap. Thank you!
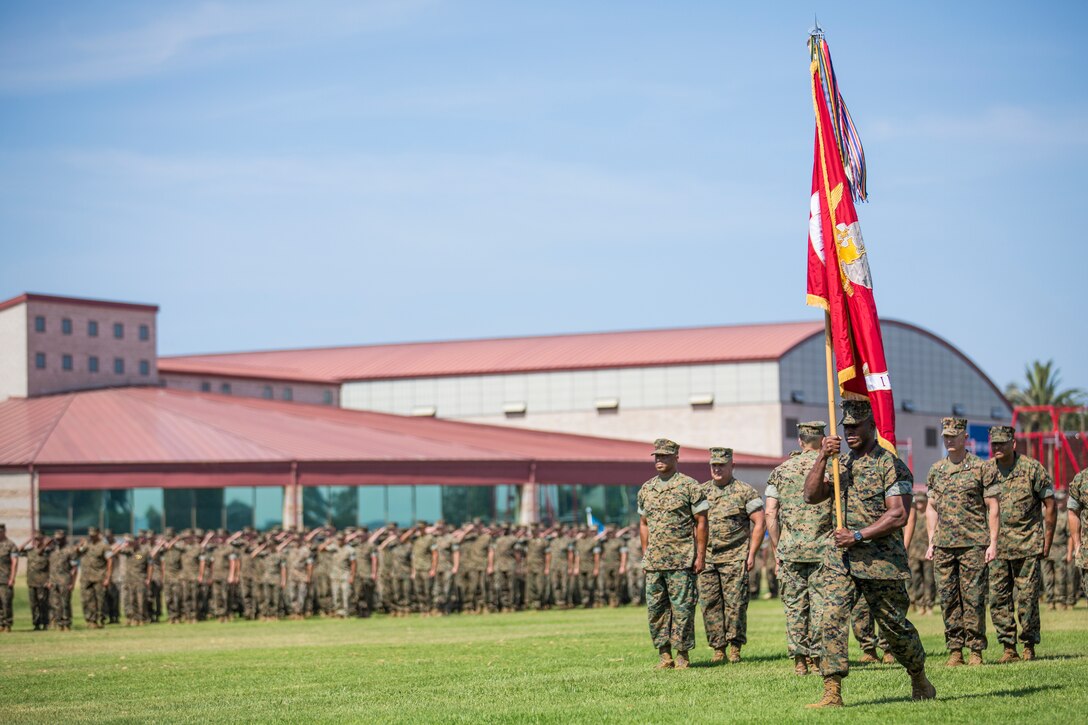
[989,425,1015,443]
[797,420,827,437]
[53,528,66,538]
[1054,489,1068,501]
[840,400,873,425]
[941,417,968,436]
[709,447,733,464]
[88,525,100,534]
[652,438,680,456]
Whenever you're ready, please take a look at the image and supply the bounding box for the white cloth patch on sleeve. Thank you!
[691,500,710,514]
[746,499,764,514]
[764,484,780,500]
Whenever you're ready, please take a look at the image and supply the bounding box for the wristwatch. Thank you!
[853,530,864,543]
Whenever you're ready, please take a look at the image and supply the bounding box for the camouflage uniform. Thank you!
[286,543,314,617]
[573,535,600,608]
[926,422,998,654]
[458,531,488,613]
[77,535,114,627]
[353,539,378,617]
[24,542,51,630]
[211,543,237,620]
[1068,471,1088,597]
[523,534,549,610]
[118,541,150,624]
[699,468,763,650]
[410,531,435,613]
[47,536,77,629]
[1043,508,1073,606]
[983,442,1054,647]
[637,443,709,654]
[0,532,18,630]
[907,502,935,609]
[817,444,926,679]
[767,447,831,659]
[598,535,627,607]
[547,533,571,607]
[161,542,185,623]
[626,536,645,606]
[328,542,356,617]
[180,542,203,621]
[432,533,458,614]
[491,533,520,611]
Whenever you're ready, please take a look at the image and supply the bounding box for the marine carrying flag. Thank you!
[805,35,897,450]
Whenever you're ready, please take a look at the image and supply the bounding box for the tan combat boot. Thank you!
[859,649,879,664]
[996,646,1020,664]
[909,668,937,701]
[967,650,984,666]
[945,649,965,667]
[794,654,809,676]
[674,651,691,669]
[654,651,675,670]
[882,651,896,665]
[728,644,742,663]
[808,655,821,671]
[1022,644,1036,661]
[806,675,843,708]
[711,648,726,664]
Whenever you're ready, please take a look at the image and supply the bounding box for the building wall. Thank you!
[24,299,159,396]
[162,373,340,406]
[0,470,33,541]
[0,304,28,399]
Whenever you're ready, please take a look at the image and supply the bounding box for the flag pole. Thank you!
[823,311,844,529]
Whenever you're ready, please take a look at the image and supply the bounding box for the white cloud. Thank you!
[0,0,435,91]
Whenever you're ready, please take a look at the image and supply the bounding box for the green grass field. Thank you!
[3,584,1085,724]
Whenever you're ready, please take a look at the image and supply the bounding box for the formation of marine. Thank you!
[633,402,1086,710]
[0,520,649,630]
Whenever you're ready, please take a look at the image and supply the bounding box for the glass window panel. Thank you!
[39,490,71,533]
[104,489,132,534]
[603,486,635,524]
[71,490,103,535]
[327,486,358,529]
[194,488,224,531]
[579,485,606,526]
[303,486,329,529]
[386,486,414,527]
[358,486,386,529]
[224,487,255,531]
[440,485,493,526]
[494,484,521,523]
[415,485,442,523]
[254,487,283,531]
[133,488,164,533]
[537,484,559,526]
[164,489,193,531]
[554,485,579,524]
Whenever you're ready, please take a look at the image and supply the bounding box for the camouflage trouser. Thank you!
[492,571,516,611]
[575,572,596,607]
[212,580,233,618]
[819,567,926,678]
[627,566,645,605]
[524,571,547,609]
[908,557,936,607]
[81,580,107,625]
[1043,557,1075,605]
[0,583,13,627]
[698,561,749,648]
[49,583,73,627]
[778,560,823,657]
[392,575,412,614]
[181,579,198,620]
[989,556,1041,646]
[934,546,988,652]
[331,575,353,616]
[432,571,456,613]
[240,578,256,619]
[123,581,147,623]
[29,585,50,628]
[163,580,183,621]
[645,569,697,653]
[148,580,162,622]
[458,570,484,611]
[599,567,623,607]
[288,580,309,616]
[851,592,890,653]
[106,582,120,622]
[354,576,376,617]
[412,572,433,612]
[548,570,566,607]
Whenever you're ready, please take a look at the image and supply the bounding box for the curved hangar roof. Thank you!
[0,387,781,489]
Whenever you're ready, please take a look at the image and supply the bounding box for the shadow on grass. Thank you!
[688,653,787,667]
[851,684,1061,706]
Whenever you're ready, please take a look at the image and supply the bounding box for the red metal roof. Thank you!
[0,388,781,489]
[160,321,825,383]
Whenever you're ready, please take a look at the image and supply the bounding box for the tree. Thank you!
[1005,360,1085,432]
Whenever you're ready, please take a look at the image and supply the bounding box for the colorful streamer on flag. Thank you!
[809,33,867,203]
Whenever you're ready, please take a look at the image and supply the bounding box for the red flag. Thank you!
[806,39,897,450]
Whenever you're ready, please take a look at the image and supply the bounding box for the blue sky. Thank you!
[1,1,1085,395]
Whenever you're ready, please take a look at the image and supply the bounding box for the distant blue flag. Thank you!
[585,507,605,534]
